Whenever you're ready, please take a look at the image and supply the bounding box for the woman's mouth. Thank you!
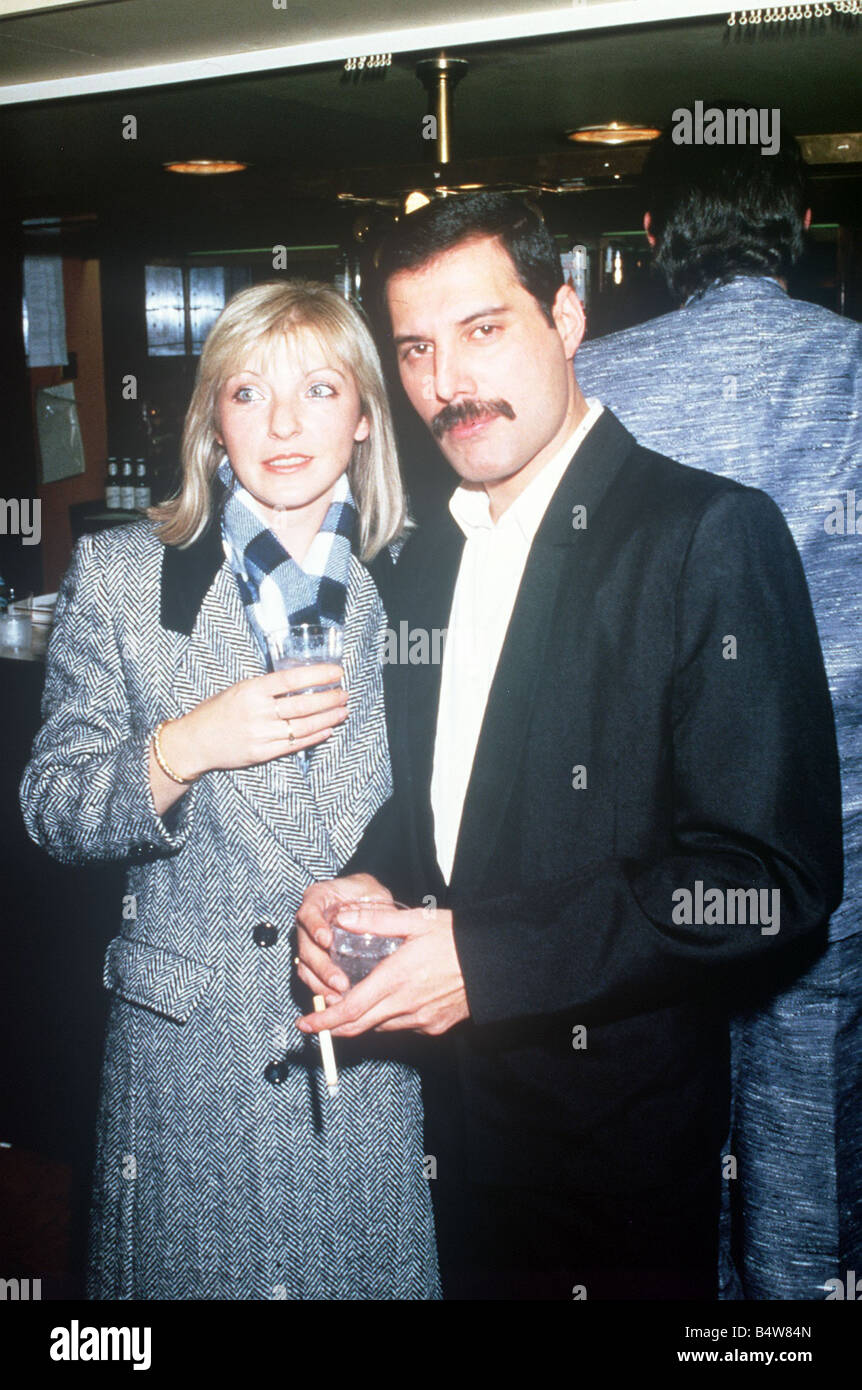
[262,455,313,473]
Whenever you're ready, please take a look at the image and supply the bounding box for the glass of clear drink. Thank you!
[325,899,409,985]
[0,590,33,650]
[266,623,344,773]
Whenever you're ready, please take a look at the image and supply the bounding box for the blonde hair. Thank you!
[149,280,408,559]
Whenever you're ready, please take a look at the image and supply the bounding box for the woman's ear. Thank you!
[354,414,371,444]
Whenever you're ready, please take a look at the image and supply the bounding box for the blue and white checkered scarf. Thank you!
[217,455,356,664]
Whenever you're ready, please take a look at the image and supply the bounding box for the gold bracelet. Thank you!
[152,719,197,785]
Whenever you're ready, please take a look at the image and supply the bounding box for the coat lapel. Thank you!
[303,555,391,865]
[449,409,633,897]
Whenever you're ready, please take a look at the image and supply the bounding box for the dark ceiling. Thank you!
[1,9,860,254]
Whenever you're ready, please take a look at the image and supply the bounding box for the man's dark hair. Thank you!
[643,107,809,303]
[373,192,563,328]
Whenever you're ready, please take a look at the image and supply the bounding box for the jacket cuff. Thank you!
[450,900,509,1028]
[125,729,199,859]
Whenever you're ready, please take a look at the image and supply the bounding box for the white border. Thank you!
[0,0,101,14]
[0,3,800,107]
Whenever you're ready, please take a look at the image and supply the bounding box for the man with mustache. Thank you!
[432,397,516,437]
[295,193,842,1300]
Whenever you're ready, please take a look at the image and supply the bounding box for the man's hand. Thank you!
[295,901,470,1037]
[295,873,392,1000]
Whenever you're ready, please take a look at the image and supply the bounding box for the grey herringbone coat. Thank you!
[19,517,440,1300]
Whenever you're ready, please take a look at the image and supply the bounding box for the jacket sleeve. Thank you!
[452,487,844,1027]
[19,531,199,866]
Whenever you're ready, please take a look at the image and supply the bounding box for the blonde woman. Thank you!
[20,281,440,1300]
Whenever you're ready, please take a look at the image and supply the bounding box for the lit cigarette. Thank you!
[313,995,339,1097]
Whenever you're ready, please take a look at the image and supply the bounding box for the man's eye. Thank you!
[402,344,431,362]
[472,324,499,340]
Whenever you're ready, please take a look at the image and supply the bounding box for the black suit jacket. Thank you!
[351,409,843,1194]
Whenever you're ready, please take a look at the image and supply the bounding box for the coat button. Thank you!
[264,1059,290,1085]
[253,921,279,948]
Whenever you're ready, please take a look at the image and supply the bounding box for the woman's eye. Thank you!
[232,386,260,402]
[307,382,336,398]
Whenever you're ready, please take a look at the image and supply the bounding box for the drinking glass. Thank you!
[325,899,409,985]
[266,623,344,773]
[0,590,33,651]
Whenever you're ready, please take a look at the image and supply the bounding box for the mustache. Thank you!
[431,399,516,439]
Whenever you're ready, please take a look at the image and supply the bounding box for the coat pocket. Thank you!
[103,936,215,1023]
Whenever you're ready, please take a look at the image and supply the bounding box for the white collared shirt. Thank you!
[431,399,604,884]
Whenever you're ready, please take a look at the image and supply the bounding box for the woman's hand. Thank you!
[149,664,347,815]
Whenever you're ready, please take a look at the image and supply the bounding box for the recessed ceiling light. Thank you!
[164,160,248,175]
[566,123,661,146]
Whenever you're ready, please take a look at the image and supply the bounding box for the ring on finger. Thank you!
[285,718,295,744]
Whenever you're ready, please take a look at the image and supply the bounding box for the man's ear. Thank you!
[644,212,657,248]
[552,283,586,362]
[804,208,812,231]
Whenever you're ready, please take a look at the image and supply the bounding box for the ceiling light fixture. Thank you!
[164,159,248,175]
[404,191,432,214]
[415,54,470,166]
[566,123,661,146]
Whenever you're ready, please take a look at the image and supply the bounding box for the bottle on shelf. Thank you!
[105,456,121,510]
[119,458,135,511]
[134,458,151,511]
